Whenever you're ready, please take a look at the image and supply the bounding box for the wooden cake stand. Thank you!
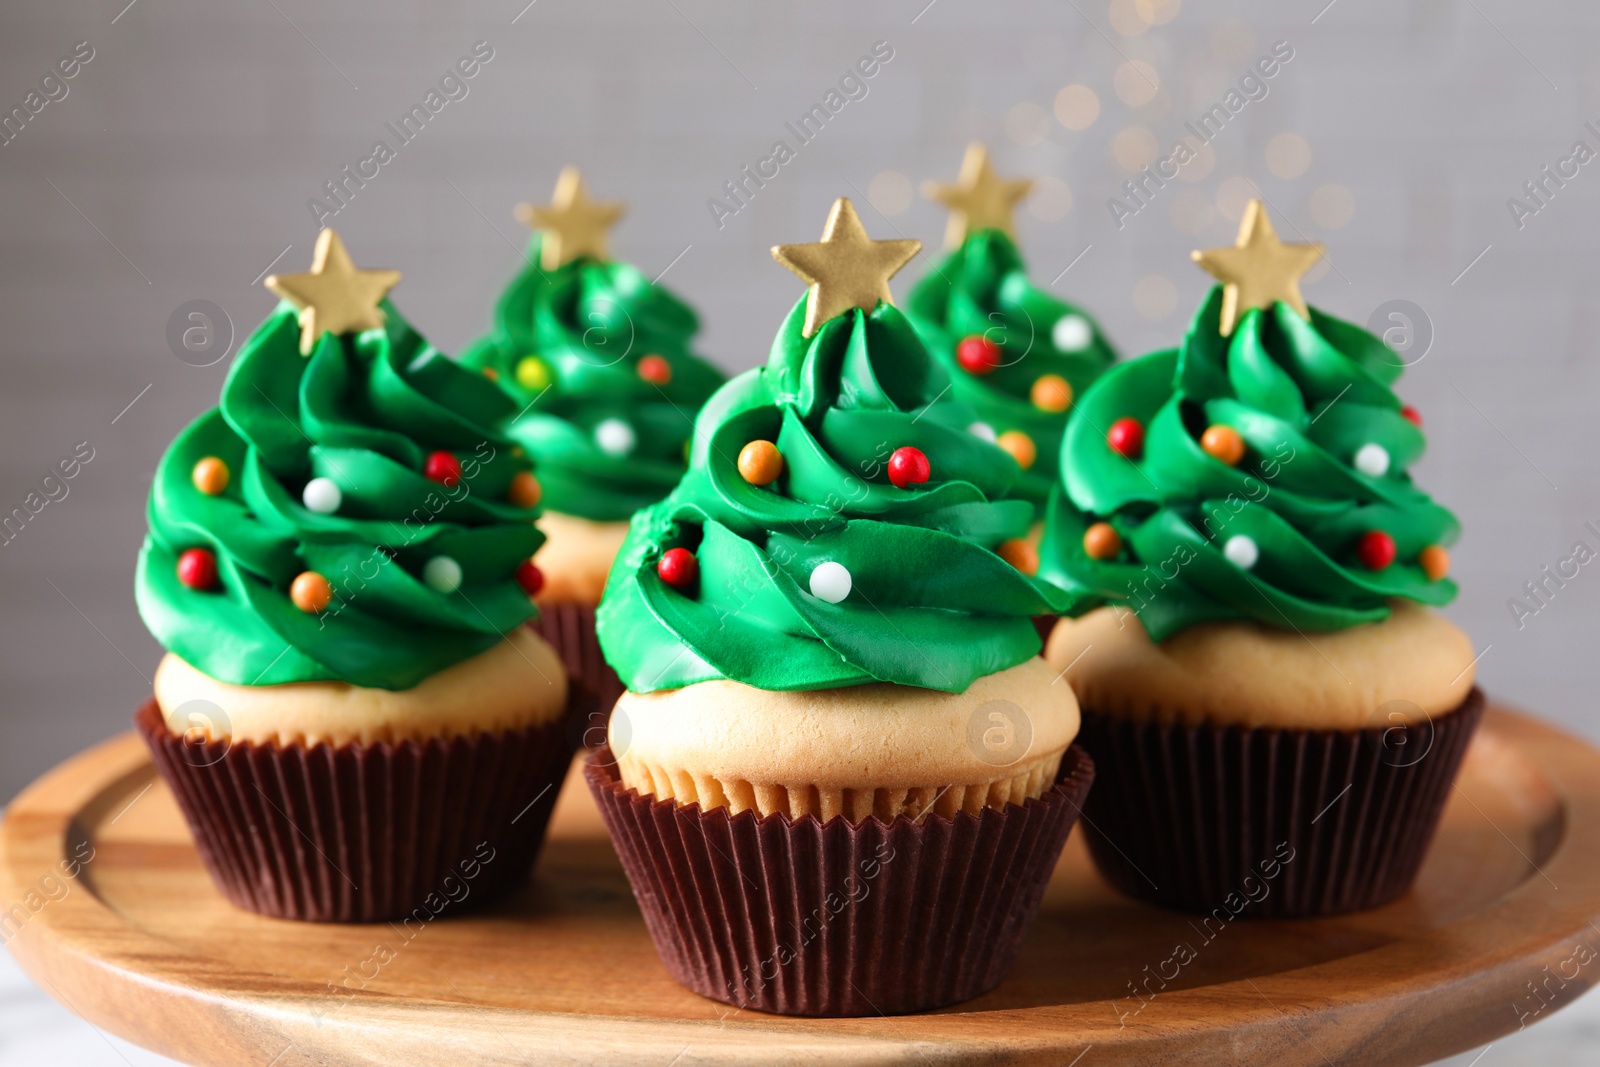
[3,700,1599,1066]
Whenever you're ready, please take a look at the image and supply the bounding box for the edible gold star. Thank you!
[264,229,401,355]
[515,167,626,271]
[924,143,1034,248]
[1191,199,1324,335]
[771,198,921,338]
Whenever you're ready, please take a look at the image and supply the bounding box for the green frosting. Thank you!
[1039,285,1460,642]
[596,297,1074,695]
[907,229,1117,517]
[460,236,726,522]
[136,302,543,691]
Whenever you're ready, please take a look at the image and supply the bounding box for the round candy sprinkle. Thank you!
[1052,314,1093,353]
[482,367,499,382]
[887,446,931,488]
[1401,405,1422,427]
[738,440,784,486]
[302,477,342,514]
[290,571,332,613]
[1200,425,1245,466]
[515,559,545,596]
[1083,522,1122,560]
[1354,443,1391,478]
[1031,374,1073,413]
[177,548,217,590]
[424,451,463,487]
[1419,544,1451,581]
[637,354,672,385]
[508,471,542,508]
[515,356,551,391]
[658,547,698,588]
[1107,417,1145,459]
[997,538,1039,576]
[809,560,852,603]
[594,418,636,456]
[997,430,1037,470]
[968,421,997,443]
[1223,535,1259,570]
[423,555,463,594]
[956,335,1001,375]
[191,457,229,496]
[1358,530,1396,571]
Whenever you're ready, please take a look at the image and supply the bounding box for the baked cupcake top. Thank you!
[136,231,545,691]
[1039,201,1460,642]
[460,168,726,522]
[597,198,1072,695]
[906,145,1116,517]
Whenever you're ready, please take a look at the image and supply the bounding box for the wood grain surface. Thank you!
[2,702,1597,1066]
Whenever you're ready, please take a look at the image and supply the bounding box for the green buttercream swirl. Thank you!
[1039,285,1460,642]
[136,302,543,690]
[907,229,1117,517]
[460,236,725,522]
[596,298,1074,695]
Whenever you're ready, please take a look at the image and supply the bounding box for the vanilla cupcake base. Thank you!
[610,656,1080,822]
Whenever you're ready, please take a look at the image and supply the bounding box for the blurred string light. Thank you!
[1054,85,1100,130]
[867,171,913,216]
[1134,274,1178,321]
[1216,176,1258,222]
[1114,61,1161,107]
[1136,0,1182,24]
[1028,175,1074,221]
[1108,0,1148,37]
[1112,126,1159,171]
[1266,133,1312,179]
[1310,184,1355,228]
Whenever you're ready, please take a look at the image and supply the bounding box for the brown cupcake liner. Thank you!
[1075,686,1485,918]
[135,698,577,923]
[530,604,622,748]
[585,743,1096,1016]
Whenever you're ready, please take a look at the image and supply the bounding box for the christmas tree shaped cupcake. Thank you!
[586,199,1094,1016]
[907,144,1117,523]
[1040,201,1481,916]
[135,230,574,922]
[462,167,725,719]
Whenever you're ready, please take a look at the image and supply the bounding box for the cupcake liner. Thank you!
[585,743,1096,1016]
[530,604,622,747]
[135,699,576,923]
[1076,687,1485,918]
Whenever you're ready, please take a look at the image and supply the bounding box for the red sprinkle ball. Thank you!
[177,547,218,590]
[1107,417,1145,459]
[658,547,698,588]
[1358,530,1397,571]
[1400,405,1422,427]
[956,335,1001,376]
[887,446,931,489]
[515,560,544,597]
[424,450,463,487]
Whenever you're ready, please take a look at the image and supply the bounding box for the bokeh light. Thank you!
[1005,101,1051,147]
[1114,61,1161,107]
[1028,175,1074,221]
[1054,84,1101,131]
[1174,136,1216,182]
[867,171,913,216]
[1112,126,1160,171]
[1310,184,1356,228]
[1211,20,1257,64]
[1266,133,1312,179]
[1137,0,1182,24]
[1108,0,1149,37]
[1216,176,1258,221]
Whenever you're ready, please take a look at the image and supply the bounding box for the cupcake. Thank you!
[461,167,725,729]
[1039,201,1480,917]
[906,144,1117,528]
[134,231,574,922]
[587,199,1094,1016]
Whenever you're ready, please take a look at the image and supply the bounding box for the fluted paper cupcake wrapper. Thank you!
[530,605,622,747]
[586,744,1095,1017]
[136,699,576,923]
[1076,687,1485,918]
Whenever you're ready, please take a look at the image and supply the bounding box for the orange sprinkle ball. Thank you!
[738,440,784,486]
[1030,374,1073,413]
[1083,522,1122,560]
[508,471,542,509]
[997,430,1037,470]
[482,367,499,382]
[637,354,672,385]
[1419,544,1451,581]
[1200,424,1245,466]
[191,456,230,495]
[997,538,1039,576]
[290,571,333,613]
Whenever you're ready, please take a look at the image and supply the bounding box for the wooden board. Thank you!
[2,702,1598,1066]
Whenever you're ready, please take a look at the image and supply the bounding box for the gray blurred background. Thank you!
[1,0,1598,1063]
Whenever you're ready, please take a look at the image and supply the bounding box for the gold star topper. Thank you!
[514,167,626,271]
[1191,199,1325,335]
[924,143,1034,248]
[264,229,401,355]
[771,198,921,338]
